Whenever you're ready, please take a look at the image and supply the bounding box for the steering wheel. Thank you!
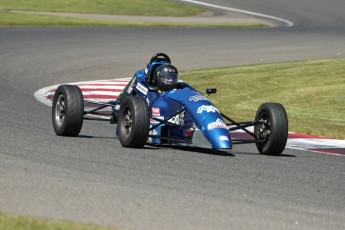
[149,53,171,64]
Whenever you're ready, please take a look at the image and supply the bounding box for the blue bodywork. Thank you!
[116,60,232,149]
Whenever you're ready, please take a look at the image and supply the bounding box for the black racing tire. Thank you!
[52,85,84,136]
[254,103,288,155]
[118,96,150,148]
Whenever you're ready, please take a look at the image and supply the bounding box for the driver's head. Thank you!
[153,64,179,91]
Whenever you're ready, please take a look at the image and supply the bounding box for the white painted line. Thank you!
[181,0,294,27]
[84,98,117,103]
[78,85,127,90]
[69,79,130,85]
[80,91,121,96]
[287,138,345,149]
[43,88,120,97]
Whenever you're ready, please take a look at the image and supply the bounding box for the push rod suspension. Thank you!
[228,121,259,131]
[148,135,191,144]
[84,99,115,107]
[84,105,109,115]
[221,112,256,139]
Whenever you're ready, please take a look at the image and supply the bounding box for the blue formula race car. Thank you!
[52,53,288,155]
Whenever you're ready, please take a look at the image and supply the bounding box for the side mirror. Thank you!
[206,88,217,96]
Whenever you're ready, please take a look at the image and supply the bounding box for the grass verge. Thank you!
[0,212,119,230]
[0,11,266,28]
[0,0,267,27]
[182,58,345,139]
[0,0,204,16]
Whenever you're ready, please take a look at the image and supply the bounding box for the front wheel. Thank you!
[118,96,150,148]
[52,85,84,136]
[254,103,288,155]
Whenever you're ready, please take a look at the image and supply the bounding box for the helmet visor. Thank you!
[159,73,178,85]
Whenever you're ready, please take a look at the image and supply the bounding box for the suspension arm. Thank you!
[221,112,257,139]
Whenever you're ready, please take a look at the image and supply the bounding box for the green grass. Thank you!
[0,11,266,27]
[0,11,121,26]
[0,0,204,16]
[0,0,267,27]
[182,58,345,139]
[0,212,119,230]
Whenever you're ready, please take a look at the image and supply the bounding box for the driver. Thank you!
[152,64,179,91]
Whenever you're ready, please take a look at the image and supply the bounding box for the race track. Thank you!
[1,0,345,229]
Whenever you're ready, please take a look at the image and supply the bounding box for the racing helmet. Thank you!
[152,64,179,91]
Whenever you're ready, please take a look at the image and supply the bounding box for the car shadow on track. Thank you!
[160,145,235,157]
[78,135,114,139]
[233,150,296,157]
[77,136,294,157]
[78,135,233,155]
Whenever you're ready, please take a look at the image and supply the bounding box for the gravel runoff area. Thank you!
[11,10,273,26]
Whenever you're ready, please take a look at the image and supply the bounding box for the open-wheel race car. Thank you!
[52,53,288,155]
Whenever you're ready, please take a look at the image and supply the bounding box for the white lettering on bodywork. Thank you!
[207,119,227,130]
[197,105,219,114]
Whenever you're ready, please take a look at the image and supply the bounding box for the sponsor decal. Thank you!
[152,107,160,116]
[189,95,207,102]
[197,105,219,114]
[148,125,159,143]
[136,82,148,95]
[150,129,158,136]
[219,135,230,141]
[146,98,150,106]
[150,116,164,124]
[207,118,227,130]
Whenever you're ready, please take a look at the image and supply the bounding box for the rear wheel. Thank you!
[118,96,150,148]
[254,103,288,155]
[52,85,84,136]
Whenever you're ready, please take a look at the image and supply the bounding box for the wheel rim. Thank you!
[257,112,271,144]
[121,105,132,136]
[54,94,65,128]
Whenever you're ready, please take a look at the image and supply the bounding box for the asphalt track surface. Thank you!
[1,0,345,229]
